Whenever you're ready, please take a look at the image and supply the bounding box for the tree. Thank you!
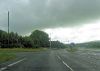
[0,30,8,48]
[30,30,49,48]
[51,41,66,48]
[0,29,50,48]
[22,36,33,48]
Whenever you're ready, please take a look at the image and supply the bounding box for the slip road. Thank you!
[0,49,100,71]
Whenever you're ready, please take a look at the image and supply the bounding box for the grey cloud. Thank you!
[0,0,100,35]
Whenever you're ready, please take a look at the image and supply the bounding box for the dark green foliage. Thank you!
[0,30,32,48]
[0,29,66,48]
[0,30,8,48]
[22,36,33,48]
[0,30,23,48]
[0,30,50,48]
[30,30,50,48]
[51,41,66,48]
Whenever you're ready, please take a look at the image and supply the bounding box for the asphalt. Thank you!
[0,49,100,71]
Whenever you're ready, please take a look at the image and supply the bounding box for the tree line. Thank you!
[51,41,66,48]
[0,29,66,48]
[0,30,49,48]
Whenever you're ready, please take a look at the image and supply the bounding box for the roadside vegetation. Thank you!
[0,48,48,62]
[66,48,78,53]
[0,29,66,62]
[0,29,66,49]
[66,43,78,53]
[76,41,100,49]
[0,30,50,48]
[0,52,16,62]
[0,48,48,52]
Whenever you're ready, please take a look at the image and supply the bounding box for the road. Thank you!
[0,49,100,71]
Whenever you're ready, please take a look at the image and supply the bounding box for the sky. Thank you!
[0,0,100,43]
[44,20,100,43]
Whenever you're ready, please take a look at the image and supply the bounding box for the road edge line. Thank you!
[7,58,26,67]
[0,58,26,71]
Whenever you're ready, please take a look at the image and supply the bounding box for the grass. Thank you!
[66,47,78,53]
[0,48,48,62]
[0,52,16,62]
[0,48,48,52]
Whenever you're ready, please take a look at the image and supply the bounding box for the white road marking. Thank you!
[7,58,26,67]
[57,55,74,71]
[0,67,7,71]
[62,61,74,71]
[0,58,26,71]
[57,56,61,60]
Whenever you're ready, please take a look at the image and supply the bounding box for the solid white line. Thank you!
[62,61,74,71]
[0,58,26,71]
[7,58,26,67]
[0,67,7,71]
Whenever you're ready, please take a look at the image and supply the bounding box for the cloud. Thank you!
[0,0,100,35]
[44,20,100,43]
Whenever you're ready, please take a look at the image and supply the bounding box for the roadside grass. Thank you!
[0,48,48,62]
[0,48,48,52]
[66,47,78,53]
[0,52,16,62]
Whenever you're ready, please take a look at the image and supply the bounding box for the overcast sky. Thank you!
[0,0,100,43]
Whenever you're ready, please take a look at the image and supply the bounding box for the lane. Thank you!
[48,51,70,71]
[57,49,100,71]
[1,49,100,71]
[57,55,74,71]
[1,50,69,71]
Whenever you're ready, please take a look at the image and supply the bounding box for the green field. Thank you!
[0,48,47,62]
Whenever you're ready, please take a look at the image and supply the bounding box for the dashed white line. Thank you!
[0,58,26,71]
[57,55,74,71]
[62,61,74,71]
[57,56,61,60]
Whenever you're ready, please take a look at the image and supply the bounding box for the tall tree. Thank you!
[30,30,49,48]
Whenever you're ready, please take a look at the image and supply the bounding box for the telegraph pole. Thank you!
[8,11,9,48]
[50,37,51,49]
[49,33,51,49]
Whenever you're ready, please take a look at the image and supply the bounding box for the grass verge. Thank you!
[0,48,47,62]
[0,52,16,62]
[0,48,48,52]
[66,48,78,53]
